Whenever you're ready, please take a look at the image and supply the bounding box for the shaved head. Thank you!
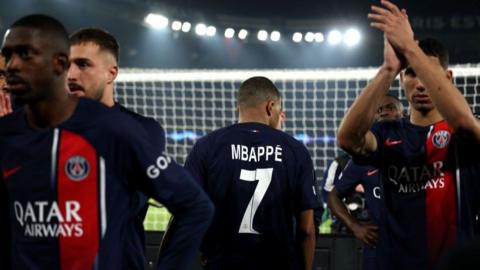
[238,76,281,109]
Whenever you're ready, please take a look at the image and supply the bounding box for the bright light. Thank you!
[257,30,268,41]
[144,13,169,29]
[270,30,281,42]
[171,21,182,31]
[181,22,191,32]
[344,28,361,47]
[238,29,248,40]
[328,30,343,45]
[195,23,207,36]
[305,32,315,43]
[292,32,303,43]
[315,32,324,43]
[225,28,235,39]
[206,26,216,36]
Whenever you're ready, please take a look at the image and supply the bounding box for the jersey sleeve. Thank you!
[294,144,322,212]
[184,137,208,188]
[334,160,364,198]
[122,121,213,270]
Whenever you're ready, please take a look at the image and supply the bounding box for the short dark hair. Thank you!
[10,14,70,54]
[70,28,119,63]
[238,76,281,108]
[419,38,449,68]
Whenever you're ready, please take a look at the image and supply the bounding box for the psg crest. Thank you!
[432,130,450,149]
[65,156,90,181]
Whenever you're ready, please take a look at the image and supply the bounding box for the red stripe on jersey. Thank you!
[57,130,99,270]
[425,120,457,266]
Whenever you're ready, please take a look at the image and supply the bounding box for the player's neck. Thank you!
[101,86,115,107]
[25,91,79,129]
[239,111,269,126]
[409,108,443,126]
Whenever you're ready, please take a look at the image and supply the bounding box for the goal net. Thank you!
[114,64,480,231]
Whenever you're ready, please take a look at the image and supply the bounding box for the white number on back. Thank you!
[238,168,273,234]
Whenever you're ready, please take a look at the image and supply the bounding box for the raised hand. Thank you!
[368,0,415,54]
[0,90,13,117]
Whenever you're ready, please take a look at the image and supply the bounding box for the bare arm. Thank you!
[369,0,480,142]
[327,188,378,247]
[337,37,400,156]
[298,209,316,270]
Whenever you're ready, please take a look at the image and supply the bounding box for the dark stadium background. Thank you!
[1,0,479,69]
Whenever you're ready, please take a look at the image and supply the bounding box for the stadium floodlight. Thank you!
[344,28,361,47]
[144,13,169,29]
[171,20,182,31]
[206,26,216,37]
[225,28,235,39]
[181,22,192,32]
[315,32,324,43]
[304,32,315,43]
[292,32,303,43]
[195,23,207,36]
[270,30,281,42]
[327,30,343,45]
[238,29,248,40]
[257,30,268,41]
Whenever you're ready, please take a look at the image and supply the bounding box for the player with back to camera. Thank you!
[185,76,321,270]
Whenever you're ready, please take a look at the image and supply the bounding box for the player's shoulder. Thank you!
[0,108,26,135]
[113,103,164,133]
[68,98,149,139]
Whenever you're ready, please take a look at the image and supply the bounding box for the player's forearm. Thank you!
[156,194,214,270]
[327,189,359,231]
[297,209,316,270]
[404,45,478,134]
[301,230,316,270]
[337,67,397,154]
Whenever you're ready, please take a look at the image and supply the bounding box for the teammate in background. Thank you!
[0,55,13,116]
[0,14,213,270]
[328,94,404,270]
[67,27,153,269]
[337,1,480,269]
[184,76,320,270]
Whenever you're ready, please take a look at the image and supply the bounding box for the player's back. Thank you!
[185,122,319,270]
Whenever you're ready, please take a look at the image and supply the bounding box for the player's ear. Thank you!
[106,65,118,84]
[266,101,274,117]
[53,53,69,75]
[446,69,453,82]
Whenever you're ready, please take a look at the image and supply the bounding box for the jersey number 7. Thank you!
[238,168,273,234]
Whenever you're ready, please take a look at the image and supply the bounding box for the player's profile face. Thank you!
[1,27,54,100]
[68,42,110,101]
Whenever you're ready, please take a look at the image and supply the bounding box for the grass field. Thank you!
[143,206,172,231]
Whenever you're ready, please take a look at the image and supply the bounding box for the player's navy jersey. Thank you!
[354,117,480,270]
[0,98,213,270]
[334,160,383,270]
[114,103,163,269]
[185,122,321,270]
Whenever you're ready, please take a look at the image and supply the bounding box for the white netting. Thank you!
[114,64,480,230]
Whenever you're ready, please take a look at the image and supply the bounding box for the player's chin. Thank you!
[69,90,85,97]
